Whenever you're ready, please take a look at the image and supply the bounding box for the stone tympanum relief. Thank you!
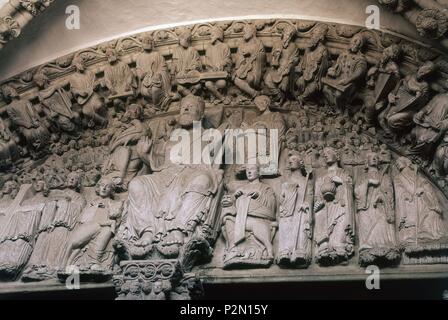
[0,19,448,300]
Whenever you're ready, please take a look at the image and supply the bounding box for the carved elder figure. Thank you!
[364,44,401,124]
[264,25,300,104]
[379,61,435,135]
[221,163,277,269]
[277,152,314,268]
[204,26,232,103]
[4,85,50,158]
[103,47,134,105]
[172,28,202,97]
[314,147,355,266]
[355,152,400,267]
[411,93,448,175]
[118,95,224,260]
[394,157,448,262]
[233,24,266,99]
[295,24,330,105]
[323,33,368,110]
[135,35,171,110]
[69,56,107,127]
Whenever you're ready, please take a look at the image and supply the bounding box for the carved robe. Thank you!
[6,100,50,153]
[296,43,329,98]
[25,189,86,277]
[205,41,232,72]
[394,167,447,248]
[412,93,448,154]
[222,180,277,268]
[0,185,44,279]
[265,40,299,93]
[172,46,201,76]
[234,37,266,87]
[120,128,223,256]
[104,61,134,96]
[39,85,77,132]
[69,70,106,126]
[355,167,398,265]
[136,51,171,107]
[314,166,355,264]
[278,171,314,266]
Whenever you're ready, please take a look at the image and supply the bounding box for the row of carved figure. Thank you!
[1,21,448,188]
[0,94,447,285]
[0,0,53,50]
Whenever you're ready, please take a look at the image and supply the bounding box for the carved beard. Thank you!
[178,113,199,127]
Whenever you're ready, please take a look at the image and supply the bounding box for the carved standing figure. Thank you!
[277,152,314,268]
[355,152,400,267]
[394,157,448,263]
[233,24,266,99]
[135,35,171,110]
[314,147,355,266]
[22,172,86,281]
[204,26,232,103]
[221,163,277,269]
[295,24,330,105]
[264,25,300,104]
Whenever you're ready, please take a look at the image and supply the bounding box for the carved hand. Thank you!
[234,190,243,199]
[299,202,310,213]
[249,191,259,199]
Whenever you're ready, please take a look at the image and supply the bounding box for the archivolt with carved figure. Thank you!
[0,19,447,300]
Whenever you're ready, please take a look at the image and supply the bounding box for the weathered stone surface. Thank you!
[0,18,447,300]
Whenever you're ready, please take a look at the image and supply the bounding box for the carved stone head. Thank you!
[141,35,155,51]
[254,95,271,113]
[34,70,50,89]
[322,147,340,166]
[2,180,18,197]
[1,84,19,101]
[310,24,328,48]
[210,26,224,44]
[178,28,192,49]
[417,61,436,80]
[282,25,296,48]
[105,47,119,64]
[383,44,401,63]
[178,95,205,128]
[366,152,379,168]
[95,176,117,199]
[287,151,304,171]
[349,33,365,53]
[66,172,82,191]
[124,104,143,121]
[245,163,260,182]
[243,24,257,41]
[73,56,86,73]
